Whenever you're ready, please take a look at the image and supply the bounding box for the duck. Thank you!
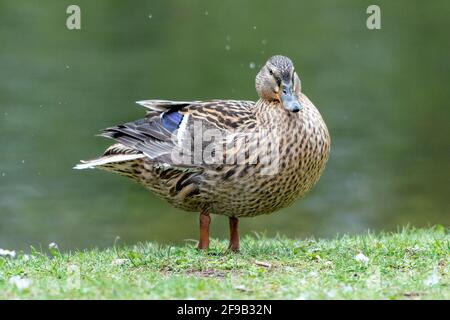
[75,55,331,252]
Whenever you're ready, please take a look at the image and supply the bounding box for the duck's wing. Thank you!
[99,99,255,168]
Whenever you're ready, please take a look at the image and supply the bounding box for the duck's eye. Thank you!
[268,69,273,75]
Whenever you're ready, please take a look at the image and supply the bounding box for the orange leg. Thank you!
[197,212,211,250]
[228,217,240,252]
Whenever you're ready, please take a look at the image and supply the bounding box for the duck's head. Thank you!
[255,55,303,112]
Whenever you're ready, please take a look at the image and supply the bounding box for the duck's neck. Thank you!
[253,99,299,127]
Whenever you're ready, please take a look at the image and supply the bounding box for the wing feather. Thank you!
[100,99,256,167]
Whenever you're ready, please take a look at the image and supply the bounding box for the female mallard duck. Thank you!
[75,55,330,251]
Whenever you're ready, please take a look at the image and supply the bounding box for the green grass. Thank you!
[0,227,448,299]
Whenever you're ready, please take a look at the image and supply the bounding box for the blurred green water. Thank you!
[0,1,449,250]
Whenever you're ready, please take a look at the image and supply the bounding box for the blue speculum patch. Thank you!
[162,110,183,132]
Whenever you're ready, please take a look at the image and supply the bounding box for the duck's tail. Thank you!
[73,144,145,170]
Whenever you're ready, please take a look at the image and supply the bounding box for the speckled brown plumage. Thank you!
[75,55,331,251]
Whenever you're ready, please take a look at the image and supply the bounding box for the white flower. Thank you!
[326,289,337,298]
[409,246,421,253]
[22,254,31,261]
[354,253,369,265]
[308,271,318,277]
[234,285,249,292]
[9,276,32,290]
[342,285,353,293]
[48,242,58,250]
[0,249,16,258]
[112,258,129,266]
[424,269,440,286]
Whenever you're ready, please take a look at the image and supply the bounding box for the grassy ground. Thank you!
[0,227,448,299]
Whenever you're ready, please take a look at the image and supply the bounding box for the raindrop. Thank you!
[249,62,256,69]
[253,26,257,30]
[205,11,209,16]
[4,112,8,116]
[262,39,267,45]
[148,14,152,19]
[1,173,5,177]
[22,160,25,164]
[65,65,70,69]
[225,45,231,51]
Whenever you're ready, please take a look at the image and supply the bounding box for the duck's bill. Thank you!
[280,83,303,113]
